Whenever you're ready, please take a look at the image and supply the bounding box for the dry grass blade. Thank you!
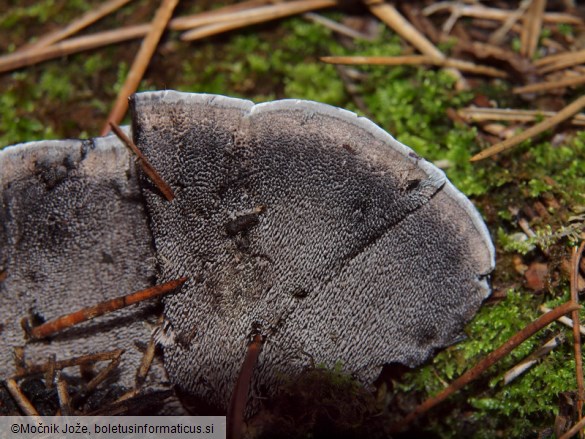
[513,75,585,94]
[459,107,585,126]
[5,378,40,416]
[102,0,180,135]
[228,334,264,439]
[470,94,585,161]
[390,301,581,433]
[21,0,132,50]
[110,123,176,201]
[321,55,507,78]
[170,0,271,30]
[180,0,336,41]
[23,278,186,340]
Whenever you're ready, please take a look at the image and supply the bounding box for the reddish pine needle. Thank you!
[228,334,264,439]
[109,122,176,201]
[24,278,187,340]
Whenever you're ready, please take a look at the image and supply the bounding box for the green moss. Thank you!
[396,290,579,438]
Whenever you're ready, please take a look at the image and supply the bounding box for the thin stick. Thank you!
[559,416,585,439]
[170,0,273,30]
[5,378,40,416]
[320,55,507,78]
[227,334,264,439]
[23,0,133,50]
[13,349,124,379]
[572,242,585,424]
[458,107,585,126]
[470,94,585,161]
[180,0,336,41]
[55,371,72,416]
[521,0,545,58]
[513,75,585,94]
[109,123,176,201]
[390,301,581,432]
[102,0,180,135]
[24,278,186,340]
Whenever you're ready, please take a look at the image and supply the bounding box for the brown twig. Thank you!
[22,0,133,50]
[180,0,336,41]
[109,123,176,201]
[390,301,581,433]
[541,305,585,335]
[572,242,585,425]
[102,0,180,135]
[13,349,124,379]
[320,55,507,78]
[23,278,186,340]
[227,334,264,439]
[5,378,40,416]
[513,75,585,94]
[470,94,585,161]
[13,346,26,376]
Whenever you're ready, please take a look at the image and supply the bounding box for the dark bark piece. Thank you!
[130,91,495,412]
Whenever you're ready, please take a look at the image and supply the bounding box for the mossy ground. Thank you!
[1,2,584,437]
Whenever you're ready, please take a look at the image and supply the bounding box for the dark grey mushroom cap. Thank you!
[130,91,495,412]
[0,134,161,389]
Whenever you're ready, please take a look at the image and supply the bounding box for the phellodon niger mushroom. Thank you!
[0,91,495,414]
